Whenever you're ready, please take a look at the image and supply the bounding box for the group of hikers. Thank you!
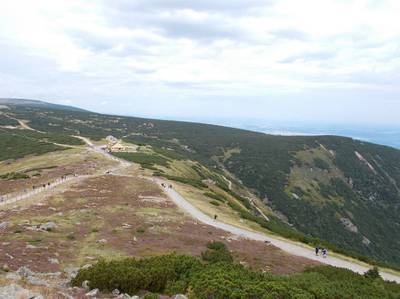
[161,183,173,189]
[0,174,78,204]
[315,246,328,258]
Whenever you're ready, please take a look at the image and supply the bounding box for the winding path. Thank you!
[2,135,399,283]
[159,182,400,283]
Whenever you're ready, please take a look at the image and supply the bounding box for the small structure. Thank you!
[106,135,118,145]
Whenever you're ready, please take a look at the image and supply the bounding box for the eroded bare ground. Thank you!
[0,174,319,296]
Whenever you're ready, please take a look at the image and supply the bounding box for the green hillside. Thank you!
[1,100,400,268]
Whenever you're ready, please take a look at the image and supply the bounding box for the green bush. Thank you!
[143,292,159,299]
[364,267,381,279]
[71,248,400,299]
[203,192,227,203]
[210,200,220,206]
[72,254,202,295]
[201,241,233,264]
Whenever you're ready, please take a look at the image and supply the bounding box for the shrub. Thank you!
[71,251,400,298]
[210,200,220,206]
[72,254,202,295]
[206,241,227,251]
[143,292,159,299]
[201,241,233,264]
[136,227,146,234]
[364,267,381,279]
[203,192,226,203]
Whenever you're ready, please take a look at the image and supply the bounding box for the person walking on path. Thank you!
[315,246,320,256]
[322,248,327,258]
[214,214,218,221]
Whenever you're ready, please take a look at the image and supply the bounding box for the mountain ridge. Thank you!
[1,98,399,268]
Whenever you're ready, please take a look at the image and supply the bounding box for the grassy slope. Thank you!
[3,103,400,268]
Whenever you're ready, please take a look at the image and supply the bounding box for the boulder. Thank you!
[172,295,188,299]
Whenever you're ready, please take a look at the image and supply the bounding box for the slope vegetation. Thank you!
[2,100,400,268]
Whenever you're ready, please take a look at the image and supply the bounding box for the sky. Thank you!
[0,0,400,125]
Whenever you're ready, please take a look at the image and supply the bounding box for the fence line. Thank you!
[0,173,89,206]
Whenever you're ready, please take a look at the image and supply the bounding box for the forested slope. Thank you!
[2,100,399,267]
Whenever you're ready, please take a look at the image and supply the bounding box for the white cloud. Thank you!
[0,0,399,124]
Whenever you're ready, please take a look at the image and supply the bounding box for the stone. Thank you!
[96,238,107,244]
[2,264,9,272]
[0,221,9,229]
[26,244,37,249]
[82,280,90,290]
[17,266,34,278]
[81,264,93,270]
[0,284,43,299]
[112,289,120,295]
[85,288,99,297]
[39,221,57,231]
[48,257,60,264]
[172,295,188,299]
[64,267,79,279]
[16,266,48,286]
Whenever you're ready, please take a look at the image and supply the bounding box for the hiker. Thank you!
[322,248,327,258]
[214,214,218,221]
[315,246,320,256]
[169,184,172,188]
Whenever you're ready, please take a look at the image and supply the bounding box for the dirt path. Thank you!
[157,180,400,283]
[0,137,129,207]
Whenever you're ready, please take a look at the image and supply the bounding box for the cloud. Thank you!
[110,0,274,14]
[0,0,400,125]
[279,50,336,64]
[271,29,309,41]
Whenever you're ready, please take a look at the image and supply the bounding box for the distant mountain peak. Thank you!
[0,98,87,112]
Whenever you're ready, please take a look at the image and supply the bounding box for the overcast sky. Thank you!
[1,0,400,125]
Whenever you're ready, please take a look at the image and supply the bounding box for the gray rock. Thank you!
[16,266,48,286]
[81,264,93,270]
[17,266,34,278]
[112,289,120,295]
[48,257,60,264]
[85,288,99,297]
[0,221,9,229]
[172,295,188,299]
[0,284,43,299]
[82,280,90,290]
[39,221,57,231]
